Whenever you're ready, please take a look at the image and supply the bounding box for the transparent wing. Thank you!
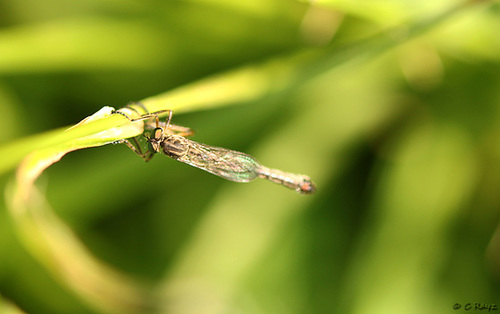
[176,139,261,182]
[163,136,316,194]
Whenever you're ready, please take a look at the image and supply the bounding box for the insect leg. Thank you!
[115,137,156,162]
[164,124,195,137]
[113,108,171,124]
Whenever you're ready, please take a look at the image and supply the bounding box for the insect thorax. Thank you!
[161,135,189,159]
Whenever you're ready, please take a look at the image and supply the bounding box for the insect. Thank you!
[114,107,316,194]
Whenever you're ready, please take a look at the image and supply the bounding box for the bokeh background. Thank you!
[1,0,500,313]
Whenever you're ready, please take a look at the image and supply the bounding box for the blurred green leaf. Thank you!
[1,0,499,313]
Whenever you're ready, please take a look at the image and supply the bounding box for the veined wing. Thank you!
[172,138,261,183]
[160,135,316,194]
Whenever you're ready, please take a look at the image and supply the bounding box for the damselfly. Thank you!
[114,108,316,194]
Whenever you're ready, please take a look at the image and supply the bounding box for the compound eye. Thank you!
[153,128,163,139]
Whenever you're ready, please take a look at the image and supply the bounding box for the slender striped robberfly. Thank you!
[114,107,316,194]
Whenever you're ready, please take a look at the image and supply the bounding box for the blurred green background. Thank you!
[1,0,500,313]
